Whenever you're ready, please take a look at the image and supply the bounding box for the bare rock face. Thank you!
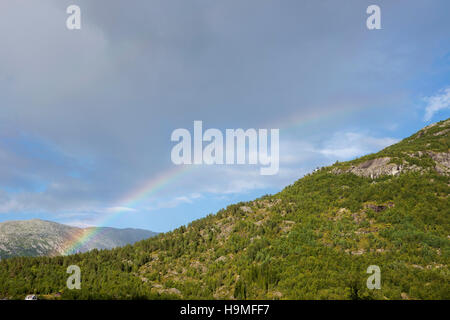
[364,202,395,212]
[428,151,450,175]
[240,206,253,213]
[167,288,182,296]
[434,128,450,136]
[439,119,450,127]
[333,157,403,179]
[351,157,402,178]
[332,150,450,178]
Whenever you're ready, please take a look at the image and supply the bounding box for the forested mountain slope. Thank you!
[1,119,449,300]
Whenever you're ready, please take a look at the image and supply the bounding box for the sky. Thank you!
[0,0,449,232]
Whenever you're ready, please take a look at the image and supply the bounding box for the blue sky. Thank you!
[0,0,449,232]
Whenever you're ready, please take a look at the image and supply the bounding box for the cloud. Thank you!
[63,220,96,228]
[424,87,450,121]
[144,193,204,211]
[106,207,137,213]
[318,132,398,160]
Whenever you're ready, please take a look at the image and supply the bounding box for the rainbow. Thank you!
[62,105,361,255]
[62,165,193,255]
[273,104,364,132]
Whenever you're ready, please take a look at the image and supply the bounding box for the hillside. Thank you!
[0,119,449,300]
[0,219,157,259]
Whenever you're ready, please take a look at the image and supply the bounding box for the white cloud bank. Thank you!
[424,87,450,121]
[318,132,398,160]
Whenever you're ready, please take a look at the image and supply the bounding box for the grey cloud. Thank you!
[0,0,449,217]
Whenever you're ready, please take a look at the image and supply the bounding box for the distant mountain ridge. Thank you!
[0,219,157,259]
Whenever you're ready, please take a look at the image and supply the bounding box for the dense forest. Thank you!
[0,119,449,300]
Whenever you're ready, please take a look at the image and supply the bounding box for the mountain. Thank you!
[0,119,449,300]
[0,219,158,259]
